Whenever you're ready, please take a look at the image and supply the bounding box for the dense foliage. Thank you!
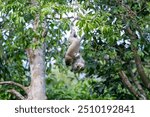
[0,0,150,100]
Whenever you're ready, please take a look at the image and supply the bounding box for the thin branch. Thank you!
[46,16,79,21]
[119,71,141,99]
[0,81,28,94]
[7,89,25,100]
[42,17,49,38]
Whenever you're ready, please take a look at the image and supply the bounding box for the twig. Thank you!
[42,16,49,38]
[7,89,25,100]
[46,16,79,20]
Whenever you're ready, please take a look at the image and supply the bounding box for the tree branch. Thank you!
[116,0,150,89]
[119,71,142,99]
[0,81,28,94]
[128,67,147,99]
[126,27,150,89]
[7,89,25,100]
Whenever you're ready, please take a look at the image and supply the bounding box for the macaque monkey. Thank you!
[65,28,80,66]
[65,26,85,71]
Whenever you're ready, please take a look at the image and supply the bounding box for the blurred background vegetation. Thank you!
[0,0,150,100]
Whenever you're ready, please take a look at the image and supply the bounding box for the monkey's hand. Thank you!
[74,53,80,58]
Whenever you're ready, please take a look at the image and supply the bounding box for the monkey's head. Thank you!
[71,62,85,72]
[76,62,85,70]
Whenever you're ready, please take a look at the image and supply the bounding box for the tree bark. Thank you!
[27,47,46,100]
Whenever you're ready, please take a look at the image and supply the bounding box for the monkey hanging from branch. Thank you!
[65,21,85,72]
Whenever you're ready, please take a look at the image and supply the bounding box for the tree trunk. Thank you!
[26,0,47,99]
[27,47,46,100]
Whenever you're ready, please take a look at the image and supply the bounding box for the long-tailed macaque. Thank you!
[65,28,80,66]
[65,26,85,72]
